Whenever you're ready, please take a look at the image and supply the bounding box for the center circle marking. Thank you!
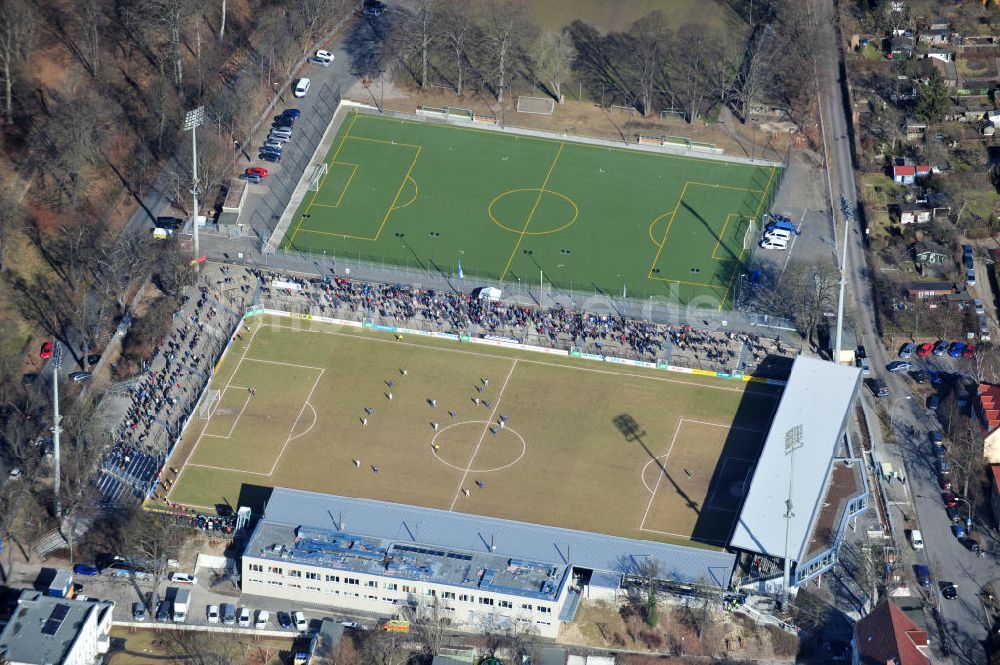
[488,188,579,235]
[431,420,526,473]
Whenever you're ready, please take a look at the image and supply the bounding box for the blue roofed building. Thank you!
[241,487,737,637]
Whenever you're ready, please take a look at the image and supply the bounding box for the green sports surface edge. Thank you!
[281,112,780,308]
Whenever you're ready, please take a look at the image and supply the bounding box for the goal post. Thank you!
[199,389,221,418]
[516,96,556,116]
[308,163,329,191]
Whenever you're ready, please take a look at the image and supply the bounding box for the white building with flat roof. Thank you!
[0,590,114,665]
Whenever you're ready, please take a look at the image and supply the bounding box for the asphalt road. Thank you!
[811,0,997,661]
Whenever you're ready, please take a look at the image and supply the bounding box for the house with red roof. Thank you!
[977,384,1000,463]
[893,164,932,184]
[852,599,932,665]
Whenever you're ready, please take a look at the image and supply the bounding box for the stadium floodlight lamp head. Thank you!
[184,106,205,131]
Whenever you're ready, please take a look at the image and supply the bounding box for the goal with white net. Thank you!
[516,96,556,116]
[199,389,221,418]
[307,163,329,191]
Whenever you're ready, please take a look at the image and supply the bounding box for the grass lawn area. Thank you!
[166,315,779,548]
[526,0,745,34]
[108,627,291,665]
[282,111,779,308]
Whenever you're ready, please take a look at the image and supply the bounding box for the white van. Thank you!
[910,529,924,550]
[293,78,311,98]
[759,237,788,250]
[763,228,792,242]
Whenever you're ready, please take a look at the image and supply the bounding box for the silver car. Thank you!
[266,133,290,143]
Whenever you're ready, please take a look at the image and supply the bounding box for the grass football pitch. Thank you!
[166,316,780,547]
[281,111,779,308]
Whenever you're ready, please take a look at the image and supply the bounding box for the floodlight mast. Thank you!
[51,344,63,521]
[184,107,205,263]
[782,425,804,600]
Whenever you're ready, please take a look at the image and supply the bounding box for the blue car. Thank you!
[953,524,966,539]
[948,341,966,357]
[73,564,99,576]
[915,564,931,587]
[928,371,943,385]
[281,108,301,119]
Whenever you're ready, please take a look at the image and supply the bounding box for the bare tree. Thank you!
[0,0,36,123]
[121,509,185,607]
[0,180,24,271]
[145,0,191,86]
[28,88,108,203]
[166,627,245,665]
[766,262,838,347]
[438,0,471,96]
[623,12,669,116]
[479,0,531,103]
[532,28,575,103]
[733,26,779,122]
[77,0,102,77]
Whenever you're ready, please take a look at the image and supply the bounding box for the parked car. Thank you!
[270,125,293,137]
[255,610,270,629]
[960,538,981,554]
[967,268,976,286]
[239,173,263,184]
[207,605,220,624]
[899,342,916,358]
[40,341,53,358]
[238,607,251,627]
[281,108,301,119]
[929,430,943,443]
[266,132,291,144]
[156,601,172,622]
[73,564,99,576]
[942,583,958,599]
[946,506,960,522]
[170,572,197,585]
[948,341,966,357]
[857,345,867,359]
[246,167,269,178]
[156,216,185,230]
[293,78,311,98]
[258,152,281,164]
[943,491,958,507]
[132,602,146,621]
[21,373,37,386]
[915,564,931,587]
[974,299,985,314]
[221,603,237,626]
[68,371,92,383]
[963,344,976,358]
[927,394,941,410]
[886,360,912,373]
[314,49,335,64]
[759,238,788,250]
[858,357,871,375]
[277,612,292,629]
[953,524,967,539]
[341,621,364,630]
[928,370,943,385]
[866,378,889,398]
[294,611,308,631]
[259,146,282,157]
[261,140,284,151]
[916,342,935,358]
[933,340,950,356]
[910,370,927,384]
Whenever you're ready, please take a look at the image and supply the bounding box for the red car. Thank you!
[246,167,269,178]
[942,491,958,508]
[963,344,976,358]
[40,341,53,359]
[916,342,935,358]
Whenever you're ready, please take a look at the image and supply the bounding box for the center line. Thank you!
[448,359,518,511]
[499,142,565,281]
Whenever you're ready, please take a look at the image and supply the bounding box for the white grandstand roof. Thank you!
[256,487,737,588]
[729,357,861,561]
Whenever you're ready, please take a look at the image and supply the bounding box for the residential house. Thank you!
[906,282,955,298]
[991,466,1000,528]
[897,203,934,225]
[978,384,1000,463]
[888,34,915,60]
[919,29,950,46]
[928,18,950,31]
[924,49,953,63]
[911,242,946,270]
[918,57,958,87]
[853,599,931,665]
[893,164,932,184]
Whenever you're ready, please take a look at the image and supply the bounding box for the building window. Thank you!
[498,600,512,609]
[458,594,471,603]
[306,572,320,581]
[249,564,263,573]
[520,604,533,611]
[444,606,455,612]
[425,589,436,597]
[306,586,320,592]
[325,575,340,583]
[538,606,551,614]
[479,597,494,606]
[366,594,378,600]
[267,567,283,575]
[289,583,301,589]
[367,580,379,588]
[402,585,416,594]
[267,580,282,587]
[536,620,551,626]
[442,591,455,600]
[288,570,302,578]
[345,578,359,586]
[384,582,398,591]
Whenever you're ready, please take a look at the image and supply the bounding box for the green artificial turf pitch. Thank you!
[281,111,780,308]
[166,316,779,547]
